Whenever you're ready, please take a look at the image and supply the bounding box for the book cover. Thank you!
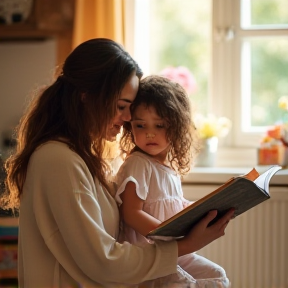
[147,165,282,239]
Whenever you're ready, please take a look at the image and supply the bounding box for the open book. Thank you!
[147,165,282,239]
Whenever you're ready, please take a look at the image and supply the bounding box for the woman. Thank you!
[2,38,234,287]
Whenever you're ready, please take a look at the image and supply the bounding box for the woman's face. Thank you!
[106,71,139,141]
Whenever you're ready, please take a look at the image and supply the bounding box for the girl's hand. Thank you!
[177,208,235,256]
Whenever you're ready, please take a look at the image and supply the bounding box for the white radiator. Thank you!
[183,186,288,288]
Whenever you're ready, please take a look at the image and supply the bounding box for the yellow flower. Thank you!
[278,96,288,111]
[194,113,232,139]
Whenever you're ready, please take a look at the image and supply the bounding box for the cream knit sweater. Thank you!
[18,141,177,287]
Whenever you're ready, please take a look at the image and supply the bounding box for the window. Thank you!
[127,0,211,116]
[230,0,288,147]
[126,0,288,149]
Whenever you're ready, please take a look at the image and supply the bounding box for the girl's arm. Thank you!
[120,181,236,256]
[120,181,161,236]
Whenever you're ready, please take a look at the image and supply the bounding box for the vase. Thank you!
[195,136,218,167]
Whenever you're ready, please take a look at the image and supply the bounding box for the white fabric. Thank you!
[18,141,178,288]
[115,152,190,215]
[115,152,191,245]
[115,152,228,283]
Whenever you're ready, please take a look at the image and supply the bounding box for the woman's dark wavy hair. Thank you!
[3,38,142,209]
[120,75,200,176]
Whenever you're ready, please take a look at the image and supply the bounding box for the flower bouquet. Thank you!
[258,96,288,166]
[194,113,232,139]
[159,66,197,95]
[193,114,232,167]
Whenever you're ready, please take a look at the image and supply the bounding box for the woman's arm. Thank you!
[31,143,178,285]
[120,181,161,236]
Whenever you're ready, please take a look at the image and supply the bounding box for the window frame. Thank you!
[212,0,288,148]
[125,0,288,166]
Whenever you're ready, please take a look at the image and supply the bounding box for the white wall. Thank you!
[0,39,56,157]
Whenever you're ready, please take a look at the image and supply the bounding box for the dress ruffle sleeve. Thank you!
[115,154,152,205]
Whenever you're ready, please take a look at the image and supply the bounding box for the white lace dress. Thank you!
[115,152,230,287]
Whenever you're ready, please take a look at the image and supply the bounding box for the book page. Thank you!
[254,165,282,193]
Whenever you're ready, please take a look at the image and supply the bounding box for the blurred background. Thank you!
[1,0,288,165]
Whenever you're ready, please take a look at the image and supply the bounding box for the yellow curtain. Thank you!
[72,0,125,49]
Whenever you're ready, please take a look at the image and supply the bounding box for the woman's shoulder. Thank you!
[29,141,93,184]
[34,140,73,157]
[31,141,83,167]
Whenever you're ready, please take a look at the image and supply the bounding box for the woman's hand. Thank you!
[177,208,235,256]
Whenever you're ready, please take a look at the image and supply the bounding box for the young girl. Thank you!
[115,75,230,287]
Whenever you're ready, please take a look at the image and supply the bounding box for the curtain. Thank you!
[72,0,125,49]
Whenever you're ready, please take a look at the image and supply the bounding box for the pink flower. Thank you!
[159,66,197,95]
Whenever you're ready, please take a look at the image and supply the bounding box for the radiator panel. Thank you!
[195,189,288,288]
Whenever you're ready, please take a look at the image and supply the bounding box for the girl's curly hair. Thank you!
[120,75,200,176]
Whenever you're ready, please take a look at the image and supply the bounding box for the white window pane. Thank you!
[241,0,288,28]
[241,38,288,130]
[148,0,211,115]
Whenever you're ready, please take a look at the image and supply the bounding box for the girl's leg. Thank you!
[177,253,231,288]
[178,253,226,279]
[139,265,230,288]
[140,265,197,288]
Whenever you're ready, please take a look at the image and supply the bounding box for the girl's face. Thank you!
[131,104,170,162]
[106,71,139,141]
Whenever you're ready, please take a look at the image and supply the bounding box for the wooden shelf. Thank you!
[0,0,75,39]
[0,24,67,40]
[0,0,76,65]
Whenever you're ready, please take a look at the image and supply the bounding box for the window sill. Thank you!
[183,166,287,185]
[205,147,258,168]
[183,147,288,186]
